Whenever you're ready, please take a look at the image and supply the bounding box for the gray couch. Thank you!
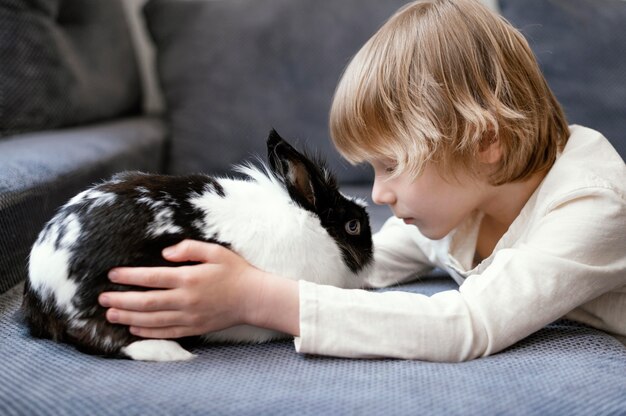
[1,0,625,414]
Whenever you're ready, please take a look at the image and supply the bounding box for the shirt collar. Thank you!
[445,173,546,278]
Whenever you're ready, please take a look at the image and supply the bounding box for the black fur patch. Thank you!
[22,172,229,357]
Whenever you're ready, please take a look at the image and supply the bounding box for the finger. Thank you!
[108,267,181,289]
[163,240,229,263]
[105,308,187,328]
[129,325,194,339]
[99,289,182,311]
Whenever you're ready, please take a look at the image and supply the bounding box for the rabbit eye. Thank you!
[345,219,361,235]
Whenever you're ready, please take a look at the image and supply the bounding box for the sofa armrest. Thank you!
[0,116,167,293]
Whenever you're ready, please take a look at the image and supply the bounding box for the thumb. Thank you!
[163,240,226,263]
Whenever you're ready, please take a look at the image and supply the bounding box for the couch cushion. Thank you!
[0,0,142,137]
[2,279,626,415]
[0,117,167,294]
[500,0,626,159]
[144,0,412,184]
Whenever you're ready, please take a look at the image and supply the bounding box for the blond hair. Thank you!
[330,0,569,185]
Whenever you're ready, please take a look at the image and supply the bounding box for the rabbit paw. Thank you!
[121,340,195,362]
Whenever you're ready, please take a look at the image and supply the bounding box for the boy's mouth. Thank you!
[401,217,414,225]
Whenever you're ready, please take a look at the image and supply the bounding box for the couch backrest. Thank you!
[500,0,626,160]
[0,0,141,137]
[144,0,413,184]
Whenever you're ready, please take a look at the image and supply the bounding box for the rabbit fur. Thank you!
[22,130,373,361]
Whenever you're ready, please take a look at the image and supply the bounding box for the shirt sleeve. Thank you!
[363,216,436,289]
[294,186,626,361]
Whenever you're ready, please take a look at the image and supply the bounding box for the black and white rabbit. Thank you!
[22,130,373,361]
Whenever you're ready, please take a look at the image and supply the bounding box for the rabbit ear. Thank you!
[267,129,324,211]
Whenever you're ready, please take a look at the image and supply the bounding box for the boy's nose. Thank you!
[371,178,396,206]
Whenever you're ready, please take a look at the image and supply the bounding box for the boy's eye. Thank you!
[345,219,361,235]
[384,163,398,174]
[370,159,397,176]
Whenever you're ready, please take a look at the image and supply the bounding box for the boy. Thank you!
[99,0,625,361]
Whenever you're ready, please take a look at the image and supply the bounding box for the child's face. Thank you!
[370,159,487,240]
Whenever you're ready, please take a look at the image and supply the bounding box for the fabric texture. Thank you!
[143,0,411,184]
[0,0,141,137]
[0,117,167,294]
[500,0,626,159]
[2,1,626,413]
[2,280,626,415]
[296,126,626,361]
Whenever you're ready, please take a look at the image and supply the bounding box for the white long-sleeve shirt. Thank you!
[295,125,626,361]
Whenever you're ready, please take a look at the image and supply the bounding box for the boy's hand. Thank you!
[98,240,269,339]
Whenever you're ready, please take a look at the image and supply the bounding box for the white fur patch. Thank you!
[189,165,362,314]
[66,189,117,210]
[134,190,183,237]
[121,340,195,361]
[147,207,183,237]
[65,189,92,207]
[89,191,117,209]
[136,195,162,209]
[352,197,368,208]
[339,191,368,208]
[29,214,82,315]
[59,213,82,247]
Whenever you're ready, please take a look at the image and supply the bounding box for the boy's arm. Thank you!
[99,215,435,339]
[292,187,626,361]
[365,216,436,288]
[245,271,300,336]
[101,187,624,361]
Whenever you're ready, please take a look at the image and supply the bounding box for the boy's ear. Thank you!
[478,130,503,165]
[267,129,321,211]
